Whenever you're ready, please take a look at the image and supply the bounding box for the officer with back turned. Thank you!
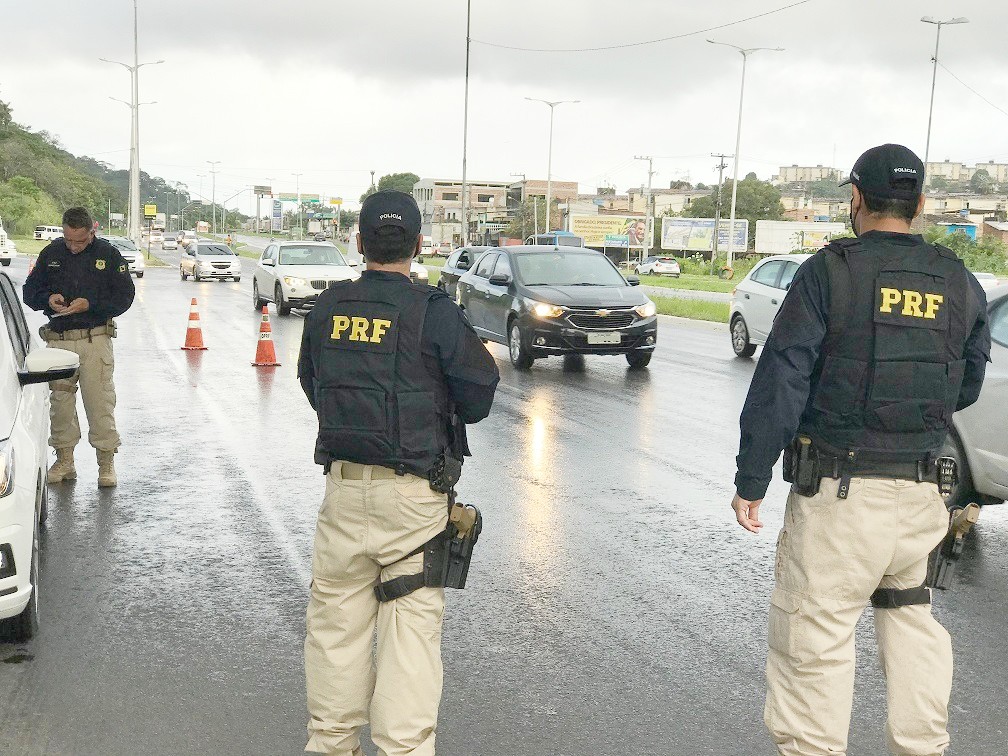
[730,144,990,755]
[297,190,499,755]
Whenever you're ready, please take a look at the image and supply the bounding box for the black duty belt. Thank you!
[817,453,938,484]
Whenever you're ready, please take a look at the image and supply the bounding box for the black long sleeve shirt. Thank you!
[22,237,135,332]
[734,233,991,501]
[298,269,500,430]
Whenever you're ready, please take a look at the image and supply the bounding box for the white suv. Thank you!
[0,272,79,642]
[729,254,811,357]
[253,241,360,315]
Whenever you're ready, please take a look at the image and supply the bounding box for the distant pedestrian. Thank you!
[731,144,990,755]
[23,207,135,487]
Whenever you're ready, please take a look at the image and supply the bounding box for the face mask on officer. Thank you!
[849,188,862,238]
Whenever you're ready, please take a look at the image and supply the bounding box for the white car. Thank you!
[180,241,242,282]
[102,236,145,278]
[253,241,360,315]
[0,271,80,642]
[729,254,812,357]
[161,235,178,251]
[150,231,164,244]
[635,256,681,277]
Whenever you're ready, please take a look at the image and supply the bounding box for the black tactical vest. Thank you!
[799,234,977,460]
[312,275,451,477]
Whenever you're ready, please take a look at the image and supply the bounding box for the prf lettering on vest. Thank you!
[878,287,944,319]
[331,315,392,343]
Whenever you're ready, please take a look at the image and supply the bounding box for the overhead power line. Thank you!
[472,0,814,53]
[938,61,1008,120]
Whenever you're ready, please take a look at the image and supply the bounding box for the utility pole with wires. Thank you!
[635,155,656,262]
[711,153,731,276]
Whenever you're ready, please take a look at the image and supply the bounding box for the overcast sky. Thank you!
[2,0,1007,216]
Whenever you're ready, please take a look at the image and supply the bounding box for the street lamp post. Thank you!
[707,40,783,270]
[100,0,163,244]
[292,173,304,239]
[206,161,221,235]
[921,16,969,184]
[525,97,580,233]
[461,0,472,245]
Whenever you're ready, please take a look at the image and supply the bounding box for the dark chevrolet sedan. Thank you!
[438,246,492,300]
[456,245,657,369]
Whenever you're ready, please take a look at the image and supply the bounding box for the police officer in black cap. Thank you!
[730,144,990,755]
[297,190,499,755]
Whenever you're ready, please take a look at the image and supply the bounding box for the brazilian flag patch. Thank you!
[96,259,106,270]
[118,264,127,273]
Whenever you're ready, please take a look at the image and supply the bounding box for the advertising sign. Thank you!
[660,217,748,252]
[569,214,650,248]
[143,203,157,218]
[271,200,282,232]
[109,213,125,222]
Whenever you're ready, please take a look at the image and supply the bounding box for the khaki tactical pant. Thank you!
[766,477,953,756]
[46,332,121,452]
[305,462,449,756]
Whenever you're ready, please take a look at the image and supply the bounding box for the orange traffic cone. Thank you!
[251,306,280,366]
[181,298,208,350]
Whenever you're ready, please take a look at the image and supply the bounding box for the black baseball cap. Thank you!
[359,190,422,239]
[839,144,924,200]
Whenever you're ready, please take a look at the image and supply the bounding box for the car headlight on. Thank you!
[284,276,309,287]
[634,301,657,318]
[531,301,565,318]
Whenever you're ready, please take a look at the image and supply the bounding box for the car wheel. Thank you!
[233,277,241,283]
[252,279,265,310]
[136,272,144,278]
[0,507,40,642]
[731,315,757,358]
[180,266,187,280]
[635,267,642,275]
[626,350,652,369]
[276,285,291,316]
[939,432,978,510]
[508,320,534,370]
[39,480,48,526]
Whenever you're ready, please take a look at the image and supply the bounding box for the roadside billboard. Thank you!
[271,200,282,232]
[569,214,650,248]
[660,217,748,253]
[754,220,847,254]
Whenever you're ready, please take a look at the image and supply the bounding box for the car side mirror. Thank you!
[263,258,275,266]
[626,275,641,286]
[488,273,512,287]
[18,347,80,386]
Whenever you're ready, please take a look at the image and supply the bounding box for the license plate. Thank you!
[587,332,621,345]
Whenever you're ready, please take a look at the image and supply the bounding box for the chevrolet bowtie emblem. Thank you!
[596,309,611,316]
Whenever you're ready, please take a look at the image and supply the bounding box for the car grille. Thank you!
[212,263,231,269]
[311,280,335,290]
[567,311,635,330]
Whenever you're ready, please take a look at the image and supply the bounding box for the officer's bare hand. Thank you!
[63,298,90,315]
[48,293,67,312]
[731,493,763,533]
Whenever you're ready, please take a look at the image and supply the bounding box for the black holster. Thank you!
[783,436,821,497]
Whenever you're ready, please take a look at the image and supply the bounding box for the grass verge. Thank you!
[637,272,735,293]
[653,296,730,323]
[420,256,446,268]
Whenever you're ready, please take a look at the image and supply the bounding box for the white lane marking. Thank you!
[142,298,312,586]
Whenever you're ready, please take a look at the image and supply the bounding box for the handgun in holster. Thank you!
[927,499,980,591]
[783,436,821,497]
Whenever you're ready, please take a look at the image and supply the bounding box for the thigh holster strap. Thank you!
[870,585,931,609]
[373,531,449,603]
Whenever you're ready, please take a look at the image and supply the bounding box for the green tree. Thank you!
[360,172,420,202]
[503,198,560,240]
[929,175,949,192]
[684,174,785,248]
[970,169,993,195]
[0,97,12,131]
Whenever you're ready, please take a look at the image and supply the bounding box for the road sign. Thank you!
[329,197,343,206]
[278,192,298,202]
[302,194,321,203]
[143,204,157,217]
[254,185,272,196]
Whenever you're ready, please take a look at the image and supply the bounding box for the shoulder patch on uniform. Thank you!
[95,259,106,270]
[118,263,127,273]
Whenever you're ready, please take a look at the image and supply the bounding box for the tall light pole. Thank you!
[634,155,656,260]
[525,97,580,233]
[100,0,163,244]
[921,16,969,185]
[292,173,304,239]
[206,161,221,234]
[707,40,783,270]
[461,0,472,245]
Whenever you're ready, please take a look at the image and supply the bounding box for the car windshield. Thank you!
[108,238,138,252]
[198,245,234,256]
[278,245,347,266]
[514,251,627,287]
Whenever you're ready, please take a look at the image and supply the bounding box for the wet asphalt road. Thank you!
[1,250,1007,755]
